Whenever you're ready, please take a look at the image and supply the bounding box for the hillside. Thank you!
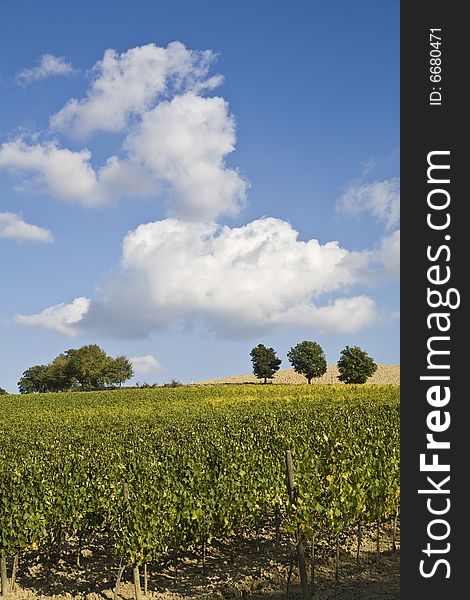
[196,364,400,385]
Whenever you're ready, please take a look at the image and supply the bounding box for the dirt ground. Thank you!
[4,520,399,600]
[195,365,400,386]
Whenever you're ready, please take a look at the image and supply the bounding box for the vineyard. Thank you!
[0,384,400,599]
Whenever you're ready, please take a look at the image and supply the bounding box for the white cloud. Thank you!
[130,355,162,374]
[377,229,400,278]
[120,92,247,219]
[0,138,157,207]
[0,140,108,206]
[16,218,380,338]
[0,212,52,243]
[50,42,220,137]
[16,54,74,85]
[337,178,400,229]
[1,43,247,219]
[15,297,90,335]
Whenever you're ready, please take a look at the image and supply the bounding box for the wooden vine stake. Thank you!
[0,552,8,597]
[77,533,83,568]
[285,450,309,600]
[10,555,18,592]
[114,560,126,600]
[143,563,148,596]
[133,565,142,600]
[0,552,18,596]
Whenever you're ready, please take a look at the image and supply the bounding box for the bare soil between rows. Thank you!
[5,521,399,600]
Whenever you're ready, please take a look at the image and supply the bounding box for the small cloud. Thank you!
[0,211,53,243]
[337,177,400,230]
[0,139,110,207]
[16,54,74,85]
[15,297,90,336]
[130,355,162,374]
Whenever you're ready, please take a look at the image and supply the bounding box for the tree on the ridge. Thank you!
[0,387,7,395]
[337,345,377,384]
[287,340,327,384]
[46,354,75,392]
[65,344,110,390]
[18,365,50,394]
[250,344,282,384]
[17,345,135,393]
[105,355,134,388]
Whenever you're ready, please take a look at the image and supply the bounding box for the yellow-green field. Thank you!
[1,384,399,598]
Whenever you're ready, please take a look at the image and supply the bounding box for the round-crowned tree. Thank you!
[105,355,134,388]
[250,344,282,384]
[287,340,327,384]
[18,365,50,394]
[337,345,377,384]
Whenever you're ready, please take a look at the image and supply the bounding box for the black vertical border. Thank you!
[401,2,467,596]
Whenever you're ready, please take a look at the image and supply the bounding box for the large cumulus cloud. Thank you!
[16,217,383,338]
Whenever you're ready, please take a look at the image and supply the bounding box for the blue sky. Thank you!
[0,0,399,392]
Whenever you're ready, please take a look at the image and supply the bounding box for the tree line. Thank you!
[250,341,377,384]
[17,344,134,394]
[4,340,378,395]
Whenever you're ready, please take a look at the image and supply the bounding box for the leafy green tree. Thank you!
[46,354,75,392]
[18,365,50,394]
[18,346,134,394]
[105,355,134,388]
[287,340,327,384]
[0,387,7,395]
[65,344,110,390]
[250,344,282,384]
[337,345,377,384]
